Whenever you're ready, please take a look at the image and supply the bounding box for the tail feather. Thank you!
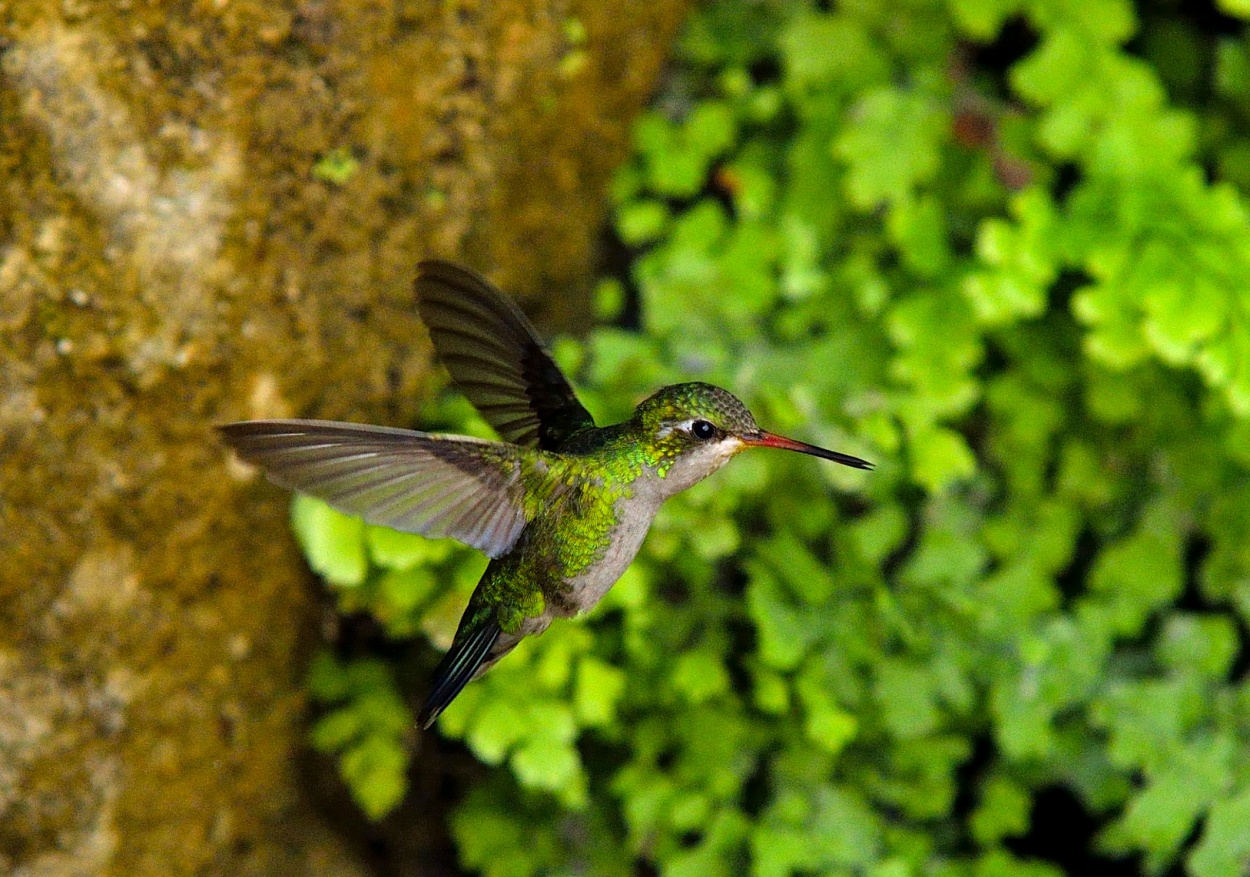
[418,610,501,729]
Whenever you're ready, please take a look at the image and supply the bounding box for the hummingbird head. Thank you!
[631,382,872,498]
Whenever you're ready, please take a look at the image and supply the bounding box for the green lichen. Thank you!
[312,147,360,185]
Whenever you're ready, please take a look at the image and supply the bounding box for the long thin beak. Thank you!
[742,430,874,470]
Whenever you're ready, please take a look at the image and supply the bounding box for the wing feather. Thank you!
[415,260,596,450]
[219,419,532,558]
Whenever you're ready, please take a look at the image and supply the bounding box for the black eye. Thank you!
[691,420,716,440]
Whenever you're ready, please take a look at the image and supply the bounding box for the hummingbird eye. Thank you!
[691,419,716,441]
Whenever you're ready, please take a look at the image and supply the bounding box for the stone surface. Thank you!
[0,1,687,873]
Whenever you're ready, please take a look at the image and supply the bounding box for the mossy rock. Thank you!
[0,1,688,873]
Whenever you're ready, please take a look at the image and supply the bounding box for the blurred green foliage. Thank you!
[307,649,411,820]
[296,0,1250,874]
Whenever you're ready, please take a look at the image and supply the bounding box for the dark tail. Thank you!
[418,609,502,730]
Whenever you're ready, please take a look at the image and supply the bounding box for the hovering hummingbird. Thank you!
[220,260,872,728]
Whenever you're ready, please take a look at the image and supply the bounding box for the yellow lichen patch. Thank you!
[245,372,293,421]
[5,22,242,376]
[61,543,140,617]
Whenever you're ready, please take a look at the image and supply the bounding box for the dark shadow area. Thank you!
[1009,786,1144,876]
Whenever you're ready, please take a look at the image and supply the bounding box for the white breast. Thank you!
[560,497,659,616]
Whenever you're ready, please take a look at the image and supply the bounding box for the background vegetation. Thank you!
[297,0,1250,874]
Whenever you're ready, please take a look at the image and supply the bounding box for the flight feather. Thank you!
[219,420,530,558]
[415,260,595,450]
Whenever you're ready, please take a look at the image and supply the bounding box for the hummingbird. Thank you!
[220,260,872,728]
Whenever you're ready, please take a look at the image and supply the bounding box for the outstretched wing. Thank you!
[219,420,530,558]
[415,259,595,450]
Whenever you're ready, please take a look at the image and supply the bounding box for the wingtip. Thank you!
[416,257,452,272]
[415,258,477,291]
[215,420,273,448]
[216,421,246,446]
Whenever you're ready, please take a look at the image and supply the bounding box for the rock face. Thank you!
[0,2,686,874]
